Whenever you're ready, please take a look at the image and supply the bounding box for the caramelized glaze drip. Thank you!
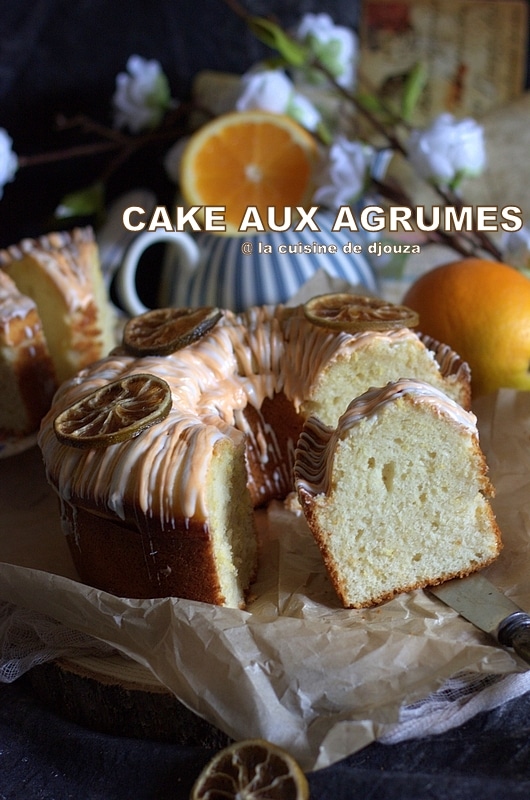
[418,332,470,384]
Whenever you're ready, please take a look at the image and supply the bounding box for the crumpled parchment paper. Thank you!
[1,388,529,770]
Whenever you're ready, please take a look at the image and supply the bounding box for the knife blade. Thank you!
[428,573,530,665]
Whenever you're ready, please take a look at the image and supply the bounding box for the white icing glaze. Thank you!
[38,308,467,528]
[0,270,37,326]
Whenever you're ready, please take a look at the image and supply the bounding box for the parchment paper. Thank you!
[1,388,530,770]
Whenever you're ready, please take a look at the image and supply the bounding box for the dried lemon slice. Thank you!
[122,307,223,357]
[54,373,172,449]
[190,738,309,800]
[303,292,419,332]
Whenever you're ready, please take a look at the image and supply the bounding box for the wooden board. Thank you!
[359,0,528,125]
[27,653,231,749]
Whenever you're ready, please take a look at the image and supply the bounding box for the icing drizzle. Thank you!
[38,307,468,528]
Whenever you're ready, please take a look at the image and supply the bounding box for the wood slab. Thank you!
[27,653,231,749]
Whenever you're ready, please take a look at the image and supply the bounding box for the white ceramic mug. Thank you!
[116,212,378,314]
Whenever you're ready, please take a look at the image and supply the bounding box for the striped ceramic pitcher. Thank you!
[117,212,377,315]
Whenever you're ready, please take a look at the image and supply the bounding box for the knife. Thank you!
[428,573,530,665]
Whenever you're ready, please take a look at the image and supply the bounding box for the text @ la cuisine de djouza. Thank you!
[122,204,524,237]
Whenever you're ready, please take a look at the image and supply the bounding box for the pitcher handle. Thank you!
[117,230,201,316]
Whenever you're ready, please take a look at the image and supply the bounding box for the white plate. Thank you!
[0,431,38,459]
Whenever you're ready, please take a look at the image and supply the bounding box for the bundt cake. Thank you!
[38,297,475,608]
[295,378,502,609]
[0,227,116,384]
[0,270,57,436]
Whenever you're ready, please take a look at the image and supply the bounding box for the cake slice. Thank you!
[0,227,115,384]
[295,327,472,427]
[0,270,57,435]
[294,378,502,608]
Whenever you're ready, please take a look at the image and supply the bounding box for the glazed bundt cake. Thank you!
[38,298,474,608]
[0,227,116,384]
[0,270,57,436]
[295,379,502,609]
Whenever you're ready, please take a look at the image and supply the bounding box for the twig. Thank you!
[221,0,503,261]
[18,141,119,169]
[16,101,195,184]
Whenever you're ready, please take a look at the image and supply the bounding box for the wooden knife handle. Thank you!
[497,611,530,665]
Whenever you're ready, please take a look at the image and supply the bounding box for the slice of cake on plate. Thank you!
[0,227,116,384]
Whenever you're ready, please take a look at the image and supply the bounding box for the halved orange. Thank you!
[190,738,309,800]
[180,110,318,234]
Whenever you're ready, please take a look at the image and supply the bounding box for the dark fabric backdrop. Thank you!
[2,5,530,798]
[0,0,363,246]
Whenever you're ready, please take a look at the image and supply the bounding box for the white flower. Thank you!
[407,113,486,189]
[236,68,293,115]
[292,13,357,90]
[112,55,172,133]
[0,129,18,198]
[235,67,321,131]
[313,135,374,209]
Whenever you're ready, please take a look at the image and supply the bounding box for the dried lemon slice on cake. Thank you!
[190,738,309,800]
[122,307,223,356]
[54,373,172,449]
[303,292,419,332]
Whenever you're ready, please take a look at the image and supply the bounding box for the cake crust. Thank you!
[62,503,234,605]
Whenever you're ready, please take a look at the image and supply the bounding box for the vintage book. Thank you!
[359,0,528,123]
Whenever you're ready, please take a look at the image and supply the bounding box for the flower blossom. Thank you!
[407,113,486,189]
[235,68,321,132]
[313,136,374,209]
[112,55,172,133]
[292,13,357,90]
[0,129,18,198]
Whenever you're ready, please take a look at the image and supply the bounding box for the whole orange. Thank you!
[402,258,530,397]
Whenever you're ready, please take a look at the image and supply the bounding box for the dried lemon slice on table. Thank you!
[53,373,172,449]
[122,307,223,356]
[303,292,419,332]
[190,738,309,800]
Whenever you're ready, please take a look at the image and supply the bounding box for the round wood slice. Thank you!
[27,653,231,748]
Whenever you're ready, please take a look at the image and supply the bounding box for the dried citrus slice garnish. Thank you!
[53,373,172,449]
[190,738,309,800]
[122,307,223,356]
[303,292,419,332]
